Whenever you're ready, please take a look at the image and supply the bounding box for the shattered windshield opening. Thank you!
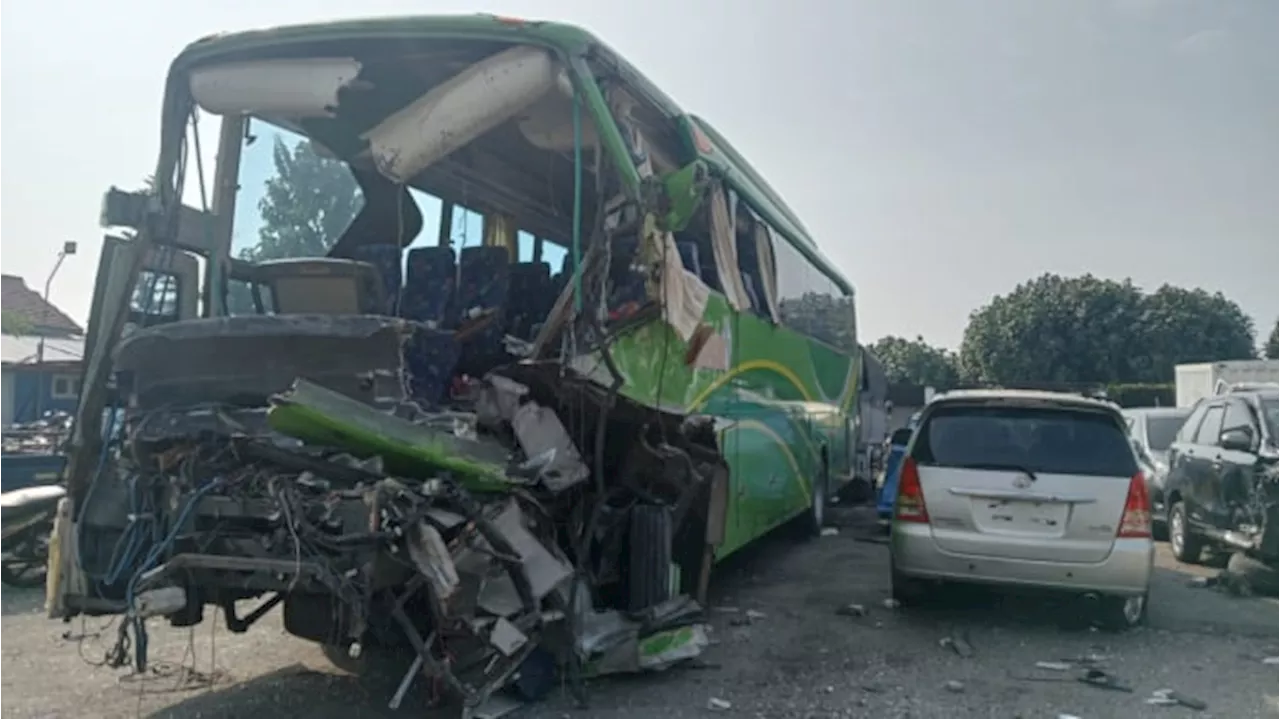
[231,120,368,262]
[224,115,577,338]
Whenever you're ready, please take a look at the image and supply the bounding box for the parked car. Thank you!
[1121,407,1192,537]
[889,389,1153,630]
[876,427,915,521]
[1163,385,1278,567]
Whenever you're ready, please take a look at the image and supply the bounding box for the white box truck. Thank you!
[1174,359,1280,407]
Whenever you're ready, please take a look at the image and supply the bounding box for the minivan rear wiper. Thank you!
[952,462,1038,482]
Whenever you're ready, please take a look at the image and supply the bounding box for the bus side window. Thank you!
[769,223,855,353]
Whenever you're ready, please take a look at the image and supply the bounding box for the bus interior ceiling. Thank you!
[67,40,727,708]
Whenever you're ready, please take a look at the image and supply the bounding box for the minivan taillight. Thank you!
[1117,472,1152,539]
[895,457,930,523]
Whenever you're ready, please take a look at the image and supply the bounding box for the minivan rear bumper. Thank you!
[891,523,1153,596]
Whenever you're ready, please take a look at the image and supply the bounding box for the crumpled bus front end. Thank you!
[49,17,755,709]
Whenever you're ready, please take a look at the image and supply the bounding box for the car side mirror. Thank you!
[1219,426,1254,452]
[890,428,913,446]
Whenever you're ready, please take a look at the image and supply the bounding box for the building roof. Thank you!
[1,275,83,336]
[1,334,85,367]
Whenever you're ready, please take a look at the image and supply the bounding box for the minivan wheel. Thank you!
[890,565,927,607]
[1169,501,1203,564]
[1096,593,1147,631]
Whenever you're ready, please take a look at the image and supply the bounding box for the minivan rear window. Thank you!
[913,404,1139,478]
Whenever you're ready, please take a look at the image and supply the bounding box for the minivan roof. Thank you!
[930,388,1119,413]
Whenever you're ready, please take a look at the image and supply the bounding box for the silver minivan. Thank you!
[890,390,1154,630]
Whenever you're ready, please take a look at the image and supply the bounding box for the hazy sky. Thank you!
[2,0,1276,349]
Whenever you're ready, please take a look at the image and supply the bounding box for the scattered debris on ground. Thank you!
[1186,551,1279,598]
[835,602,867,618]
[939,632,974,658]
[1146,688,1208,710]
[706,697,732,710]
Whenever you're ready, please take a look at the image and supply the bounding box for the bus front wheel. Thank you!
[799,457,830,539]
[626,504,675,613]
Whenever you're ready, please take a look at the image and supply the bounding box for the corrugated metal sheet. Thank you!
[1,334,85,366]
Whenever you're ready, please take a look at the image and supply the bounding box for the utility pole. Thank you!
[34,241,78,419]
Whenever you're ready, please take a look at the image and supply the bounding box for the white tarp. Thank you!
[707,184,752,312]
[190,58,363,118]
[363,46,559,183]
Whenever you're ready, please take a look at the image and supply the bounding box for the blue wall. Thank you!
[4,368,79,425]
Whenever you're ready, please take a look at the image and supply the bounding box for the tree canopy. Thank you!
[869,335,959,388]
[242,138,363,262]
[1,310,32,335]
[959,273,1257,385]
[1265,321,1279,360]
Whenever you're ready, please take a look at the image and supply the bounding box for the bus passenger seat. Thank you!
[456,247,512,370]
[507,262,551,338]
[403,247,457,326]
[349,244,404,315]
[457,246,511,323]
[402,325,460,409]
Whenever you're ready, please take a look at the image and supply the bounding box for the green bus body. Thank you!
[601,293,859,558]
[71,14,860,584]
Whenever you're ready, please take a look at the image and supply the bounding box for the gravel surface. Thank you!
[3,506,1276,719]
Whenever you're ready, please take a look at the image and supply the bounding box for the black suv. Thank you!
[1164,386,1278,565]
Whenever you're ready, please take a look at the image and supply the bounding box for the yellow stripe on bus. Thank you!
[688,359,814,411]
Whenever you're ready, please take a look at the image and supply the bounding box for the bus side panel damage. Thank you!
[55,369,723,712]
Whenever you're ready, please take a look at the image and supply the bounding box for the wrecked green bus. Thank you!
[49,14,859,709]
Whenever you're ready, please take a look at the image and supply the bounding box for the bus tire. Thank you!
[626,504,674,613]
[800,455,830,539]
[320,642,368,675]
[318,641,410,676]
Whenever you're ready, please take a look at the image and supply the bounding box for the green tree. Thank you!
[1134,284,1257,381]
[1265,321,1279,360]
[959,273,1257,385]
[870,335,960,388]
[1,310,32,335]
[242,138,362,262]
